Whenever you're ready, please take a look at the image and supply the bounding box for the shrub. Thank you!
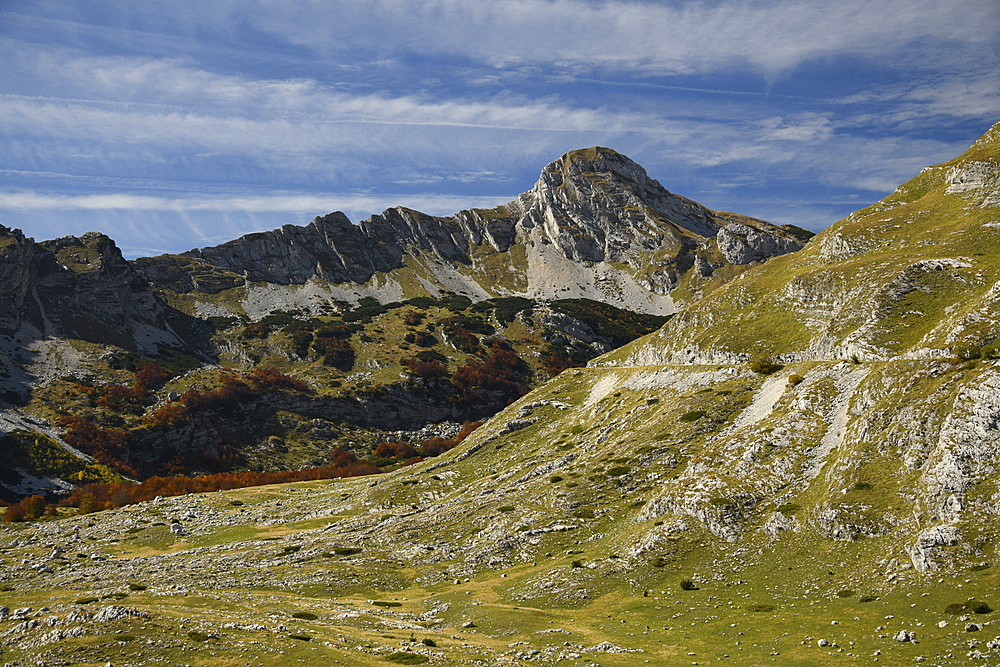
[972,601,993,614]
[292,611,318,620]
[289,330,313,358]
[128,583,147,591]
[953,342,982,360]
[787,374,805,386]
[498,506,515,513]
[187,631,211,641]
[549,475,563,483]
[747,603,775,612]
[859,596,877,603]
[678,410,707,422]
[372,601,402,608]
[777,503,800,514]
[3,495,47,522]
[970,563,991,572]
[421,638,437,647]
[650,557,667,568]
[400,357,449,381]
[313,338,355,371]
[679,579,697,590]
[749,354,782,375]
[334,547,362,556]
[75,597,100,605]
[571,559,585,568]
[289,634,312,641]
[606,466,629,477]
[837,589,853,598]
[853,482,873,491]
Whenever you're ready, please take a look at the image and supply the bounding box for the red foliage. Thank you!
[373,441,420,460]
[452,344,528,404]
[60,449,382,513]
[403,310,425,326]
[134,362,172,394]
[141,403,189,428]
[400,357,449,380]
[246,367,309,392]
[242,322,268,338]
[3,495,46,522]
[58,415,130,472]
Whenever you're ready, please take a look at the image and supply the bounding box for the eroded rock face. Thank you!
[0,227,203,354]
[717,222,803,265]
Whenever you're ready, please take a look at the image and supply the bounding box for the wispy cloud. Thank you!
[0,190,513,215]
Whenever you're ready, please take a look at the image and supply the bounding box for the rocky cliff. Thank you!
[135,147,810,317]
[0,227,205,352]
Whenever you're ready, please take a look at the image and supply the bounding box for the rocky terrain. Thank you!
[1,127,997,665]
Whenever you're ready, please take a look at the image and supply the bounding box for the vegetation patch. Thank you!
[679,410,707,422]
[385,653,430,665]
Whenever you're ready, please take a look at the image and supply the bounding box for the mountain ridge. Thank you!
[134,146,809,317]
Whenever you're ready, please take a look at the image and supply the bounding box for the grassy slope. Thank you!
[632,122,1000,360]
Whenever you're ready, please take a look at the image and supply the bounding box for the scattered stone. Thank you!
[893,630,916,643]
[169,522,186,536]
[966,623,982,632]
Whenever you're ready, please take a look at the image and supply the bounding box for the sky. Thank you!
[1,1,997,258]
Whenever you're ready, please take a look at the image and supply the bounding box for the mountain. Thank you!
[2,126,994,665]
[0,148,807,494]
[134,147,809,318]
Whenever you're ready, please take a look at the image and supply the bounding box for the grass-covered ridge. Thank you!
[629,121,1000,362]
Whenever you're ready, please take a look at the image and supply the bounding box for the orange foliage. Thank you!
[400,357,449,380]
[3,495,46,522]
[60,449,381,513]
[374,441,419,460]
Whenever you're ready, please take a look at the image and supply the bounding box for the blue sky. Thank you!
[1,1,997,258]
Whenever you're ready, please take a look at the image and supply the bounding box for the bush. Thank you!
[334,547,362,556]
[371,601,402,608]
[128,583,147,591]
[679,579,697,590]
[3,495,47,522]
[421,638,437,647]
[777,503,800,514]
[289,634,312,641]
[837,589,853,598]
[972,601,993,614]
[292,611,318,620]
[787,374,805,386]
[571,559,585,568]
[678,410,707,422]
[606,465,629,477]
[549,475,563,483]
[953,342,982,360]
[853,482,873,491]
[187,631,212,641]
[749,354,782,375]
[859,596,877,603]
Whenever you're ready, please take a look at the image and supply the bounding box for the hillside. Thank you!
[1,129,997,665]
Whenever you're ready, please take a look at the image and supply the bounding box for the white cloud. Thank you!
[0,190,514,216]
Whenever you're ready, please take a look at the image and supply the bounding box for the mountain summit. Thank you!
[135,147,809,317]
